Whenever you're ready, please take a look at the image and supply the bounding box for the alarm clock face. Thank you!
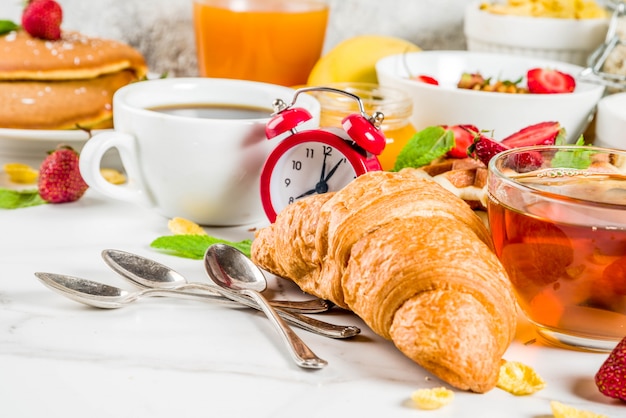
[266,140,360,216]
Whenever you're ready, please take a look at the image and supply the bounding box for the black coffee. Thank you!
[150,103,272,119]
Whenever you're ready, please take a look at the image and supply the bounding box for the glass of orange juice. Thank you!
[487,145,626,352]
[310,82,415,171]
[193,0,329,87]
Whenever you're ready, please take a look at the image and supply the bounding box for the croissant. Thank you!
[251,170,517,393]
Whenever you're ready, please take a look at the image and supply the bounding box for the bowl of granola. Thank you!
[375,50,606,143]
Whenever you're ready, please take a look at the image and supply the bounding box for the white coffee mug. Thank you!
[79,77,320,226]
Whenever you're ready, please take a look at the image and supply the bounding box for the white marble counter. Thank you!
[0,182,624,417]
[1,0,624,415]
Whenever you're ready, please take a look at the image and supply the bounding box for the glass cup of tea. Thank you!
[193,0,329,87]
[487,145,626,352]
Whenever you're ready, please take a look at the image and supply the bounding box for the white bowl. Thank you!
[375,51,606,143]
[464,1,609,66]
[595,92,626,150]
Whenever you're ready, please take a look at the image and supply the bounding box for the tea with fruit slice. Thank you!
[488,171,626,349]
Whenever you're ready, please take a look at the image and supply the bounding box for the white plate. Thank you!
[0,128,121,170]
[0,127,108,142]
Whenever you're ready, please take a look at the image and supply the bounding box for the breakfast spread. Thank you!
[251,170,518,392]
[1,1,624,416]
[0,1,147,129]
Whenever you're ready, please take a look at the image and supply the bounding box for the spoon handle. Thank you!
[172,283,332,314]
[241,289,328,369]
[213,285,360,339]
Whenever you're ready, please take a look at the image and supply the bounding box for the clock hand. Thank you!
[319,151,328,183]
[324,158,345,183]
[295,154,339,201]
[295,188,317,200]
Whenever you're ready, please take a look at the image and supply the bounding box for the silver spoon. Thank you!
[204,243,328,369]
[101,249,331,314]
[101,249,358,339]
[34,272,240,309]
[34,270,358,339]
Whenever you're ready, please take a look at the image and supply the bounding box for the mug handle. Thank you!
[79,131,152,207]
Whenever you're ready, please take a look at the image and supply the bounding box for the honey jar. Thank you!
[311,82,415,171]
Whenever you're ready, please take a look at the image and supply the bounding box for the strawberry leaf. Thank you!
[0,188,47,209]
[150,235,252,259]
[392,126,454,171]
[0,20,19,36]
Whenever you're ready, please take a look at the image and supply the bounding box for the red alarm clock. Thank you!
[260,86,386,223]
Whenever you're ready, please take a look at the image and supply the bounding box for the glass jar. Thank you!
[312,82,415,171]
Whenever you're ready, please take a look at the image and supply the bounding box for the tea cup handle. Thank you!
[79,131,152,207]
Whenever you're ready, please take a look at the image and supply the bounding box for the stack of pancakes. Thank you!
[0,30,148,130]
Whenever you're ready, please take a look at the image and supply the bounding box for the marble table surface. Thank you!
[1,179,624,417]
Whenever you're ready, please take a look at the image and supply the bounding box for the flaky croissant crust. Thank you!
[252,170,517,393]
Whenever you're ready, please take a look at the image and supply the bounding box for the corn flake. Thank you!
[550,401,609,418]
[100,168,126,185]
[3,163,38,184]
[480,0,607,19]
[497,359,546,395]
[168,217,207,235]
[411,387,454,410]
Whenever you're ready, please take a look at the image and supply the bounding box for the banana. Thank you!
[307,35,421,85]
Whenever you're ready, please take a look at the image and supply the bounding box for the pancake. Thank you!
[0,70,138,129]
[0,30,148,129]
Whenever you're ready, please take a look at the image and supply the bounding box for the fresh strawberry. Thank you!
[527,68,576,94]
[413,75,439,85]
[595,336,626,401]
[22,0,63,41]
[38,146,88,203]
[501,121,563,148]
[446,124,479,158]
[467,133,510,167]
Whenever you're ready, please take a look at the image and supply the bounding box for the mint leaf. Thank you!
[392,126,454,171]
[551,137,593,169]
[150,235,252,259]
[0,20,19,36]
[0,188,47,209]
[552,146,594,169]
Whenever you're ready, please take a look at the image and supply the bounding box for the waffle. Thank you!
[400,157,488,210]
